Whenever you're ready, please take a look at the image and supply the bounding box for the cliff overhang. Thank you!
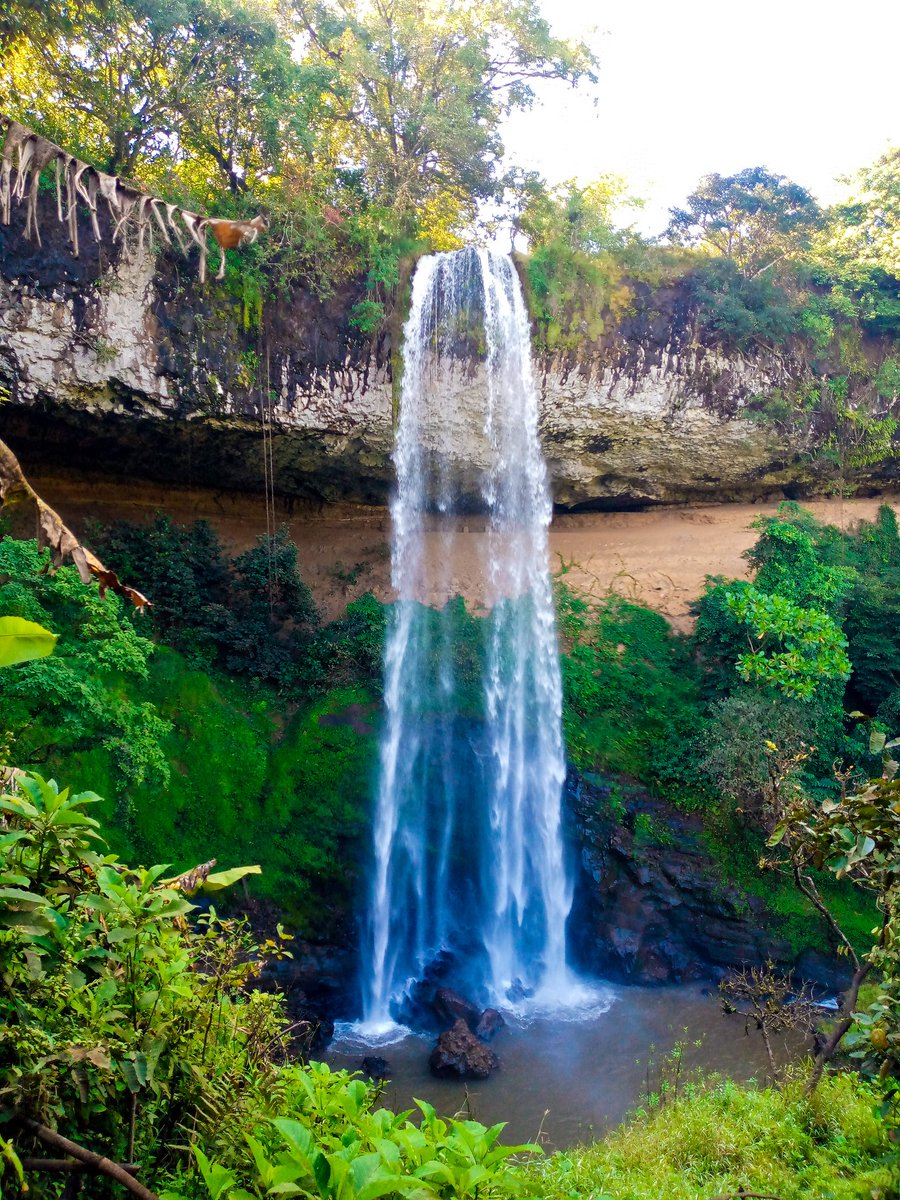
[1,194,896,509]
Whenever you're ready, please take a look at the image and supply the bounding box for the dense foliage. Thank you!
[0,538,171,786]
[93,517,319,688]
[1,768,897,1198]
[0,528,377,932]
[0,776,540,1199]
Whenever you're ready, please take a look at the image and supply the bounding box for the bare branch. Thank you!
[22,1121,158,1200]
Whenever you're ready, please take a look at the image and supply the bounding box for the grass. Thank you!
[534,1072,896,1200]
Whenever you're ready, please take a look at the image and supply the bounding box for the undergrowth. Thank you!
[534,1072,896,1200]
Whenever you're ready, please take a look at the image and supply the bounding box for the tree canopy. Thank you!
[293,0,597,235]
[666,166,821,276]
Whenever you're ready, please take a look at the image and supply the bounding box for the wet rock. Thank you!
[506,979,534,1004]
[361,1056,391,1082]
[429,1019,499,1080]
[566,771,852,991]
[433,987,481,1031]
[474,1008,505,1041]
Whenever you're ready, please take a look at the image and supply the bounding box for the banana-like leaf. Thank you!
[0,616,57,667]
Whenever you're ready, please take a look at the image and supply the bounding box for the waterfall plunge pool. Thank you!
[329,981,796,1149]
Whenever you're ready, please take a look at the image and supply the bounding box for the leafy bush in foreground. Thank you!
[0,772,539,1200]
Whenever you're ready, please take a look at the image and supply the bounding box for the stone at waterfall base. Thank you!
[429,1019,500,1080]
[475,1007,505,1041]
[433,987,482,1030]
[361,1056,391,1082]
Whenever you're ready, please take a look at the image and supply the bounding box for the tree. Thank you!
[1,0,329,201]
[829,147,900,277]
[667,166,821,276]
[167,0,333,201]
[293,0,598,228]
[1,0,185,175]
[514,174,643,256]
[94,519,319,687]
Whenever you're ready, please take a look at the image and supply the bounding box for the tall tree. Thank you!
[514,174,643,254]
[0,0,329,200]
[1,0,184,174]
[830,147,900,276]
[667,166,821,277]
[169,1,333,199]
[292,0,598,227]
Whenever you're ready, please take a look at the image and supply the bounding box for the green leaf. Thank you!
[0,887,49,907]
[0,615,57,667]
[201,865,262,892]
[312,1151,331,1195]
[106,926,137,942]
[193,1147,237,1200]
[115,1052,154,1091]
[273,1119,313,1162]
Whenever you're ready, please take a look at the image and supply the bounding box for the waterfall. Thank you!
[362,248,572,1029]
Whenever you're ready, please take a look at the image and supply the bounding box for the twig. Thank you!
[20,1158,139,1175]
[709,1192,783,1200]
[22,1121,158,1200]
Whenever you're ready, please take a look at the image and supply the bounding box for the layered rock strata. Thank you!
[2,193,886,510]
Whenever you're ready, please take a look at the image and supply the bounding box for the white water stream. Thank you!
[359,249,582,1034]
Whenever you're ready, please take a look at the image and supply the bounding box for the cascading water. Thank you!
[361,247,573,1031]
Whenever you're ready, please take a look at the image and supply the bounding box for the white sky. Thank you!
[502,0,900,236]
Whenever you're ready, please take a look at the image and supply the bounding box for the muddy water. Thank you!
[328,983,807,1149]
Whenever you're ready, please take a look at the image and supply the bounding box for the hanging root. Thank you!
[149,197,172,246]
[73,162,101,240]
[1,119,33,224]
[22,136,59,244]
[0,111,268,281]
[179,210,210,283]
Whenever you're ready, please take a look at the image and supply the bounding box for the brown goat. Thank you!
[207,214,268,280]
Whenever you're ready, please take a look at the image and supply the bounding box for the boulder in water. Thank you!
[361,1055,391,1082]
[429,1019,499,1080]
[475,1007,505,1041]
[433,987,481,1031]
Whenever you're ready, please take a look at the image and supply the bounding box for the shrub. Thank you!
[0,536,170,785]
[556,585,709,806]
[93,518,319,689]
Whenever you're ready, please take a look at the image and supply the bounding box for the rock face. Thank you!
[567,772,851,991]
[433,987,482,1030]
[2,192,892,510]
[429,1019,500,1080]
[474,1008,504,1041]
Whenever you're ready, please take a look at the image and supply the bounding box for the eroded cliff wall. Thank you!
[0,193,890,508]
